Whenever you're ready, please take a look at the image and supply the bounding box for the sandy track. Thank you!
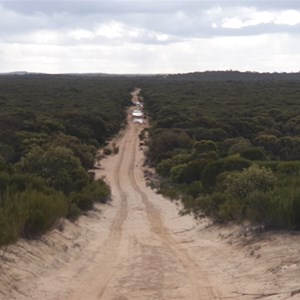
[64,125,130,300]
[1,91,300,299]
[91,113,218,299]
[127,126,216,299]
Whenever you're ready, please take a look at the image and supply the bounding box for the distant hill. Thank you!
[0,71,45,76]
[1,70,300,81]
[0,71,28,75]
[159,71,300,81]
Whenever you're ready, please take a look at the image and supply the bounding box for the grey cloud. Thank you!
[0,1,207,15]
[1,1,300,16]
[240,0,300,10]
[1,0,300,73]
[211,23,300,38]
[0,0,300,47]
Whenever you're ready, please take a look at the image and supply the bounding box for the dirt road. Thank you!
[1,90,300,300]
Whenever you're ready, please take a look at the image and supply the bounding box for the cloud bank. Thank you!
[0,0,299,73]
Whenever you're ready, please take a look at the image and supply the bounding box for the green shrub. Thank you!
[193,150,218,161]
[277,161,300,175]
[20,146,89,194]
[69,179,110,212]
[228,138,252,155]
[221,165,277,221]
[264,187,300,229]
[21,190,67,238]
[256,161,279,172]
[218,165,300,229]
[183,159,210,183]
[0,171,10,191]
[0,197,26,245]
[225,165,277,200]
[185,192,227,222]
[158,186,180,200]
[88,179,111,204]
[46,133,97,169]
[0,172,51,195]
[149,130,192,163]
[193,140,217,154]
[202,157,251,190]
[240,147,267,161]
[171,153,192,165]
[157,159,173,176]
[9,173,48,192]
[293,190,300,229]
[66,202,82,221]
[70,191,94,212]
[0,189,68,244]
[170,164,187,183]
[0,155,7,171]
[182,181,203,198]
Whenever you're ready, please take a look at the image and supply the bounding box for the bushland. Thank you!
[0,75,132,246]
[140,73,300,230]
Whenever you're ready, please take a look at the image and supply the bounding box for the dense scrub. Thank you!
[0,75,131,245]
[139,72,300,230]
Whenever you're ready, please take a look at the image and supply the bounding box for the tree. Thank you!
[240,147,267,161]
[202,157,250,190]
[222,165,277,222]
[228,138,252,155]
[20,146,89,194]
[49,133,97,169]
[225,165,277,200]
[149,130,192,163]
[193,140,217,154]
[170,164,187,183]
[157,159,173,176]
[253,134,279,154]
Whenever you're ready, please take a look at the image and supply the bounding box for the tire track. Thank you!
[128,128,218,300]
[95,132,130,299]
[65,130,129,300]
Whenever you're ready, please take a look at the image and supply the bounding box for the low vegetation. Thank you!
[139,72,300,230]
[2,71,300,246]
[0,75,131,245]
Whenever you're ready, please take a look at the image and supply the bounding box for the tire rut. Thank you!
[65,131,129,300]
[96,133,129,299]
[128,128,218,300]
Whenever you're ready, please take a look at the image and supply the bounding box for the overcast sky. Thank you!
[1,0,300,73]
